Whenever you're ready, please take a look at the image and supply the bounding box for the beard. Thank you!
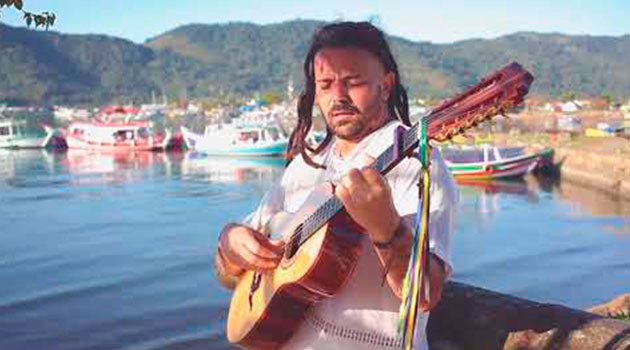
[323,97,384,141]
[330,115,368,141]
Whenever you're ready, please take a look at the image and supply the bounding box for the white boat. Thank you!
[181,120,288,157]
[0,119,58,149]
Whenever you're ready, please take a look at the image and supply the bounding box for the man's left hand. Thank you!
[335,167,401,244]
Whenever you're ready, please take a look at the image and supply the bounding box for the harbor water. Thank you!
[1,149,629,350]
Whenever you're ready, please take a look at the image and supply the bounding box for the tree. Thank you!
[559,91,577,102]
[259,91,283,105]
[601,92,615,108]
[0,0,55,29]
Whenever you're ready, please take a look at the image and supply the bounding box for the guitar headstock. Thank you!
[425,62,534,142]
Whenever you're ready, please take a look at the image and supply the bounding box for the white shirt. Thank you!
[243,120,458,350]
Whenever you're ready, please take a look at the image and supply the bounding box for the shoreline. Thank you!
[488,132,630,201]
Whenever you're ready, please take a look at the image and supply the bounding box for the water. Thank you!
[1,149,629,350]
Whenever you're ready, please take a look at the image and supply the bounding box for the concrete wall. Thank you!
[550,147,630,201]
[428,282,630,350]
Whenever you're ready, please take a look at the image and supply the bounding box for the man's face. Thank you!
[314,47,394,142]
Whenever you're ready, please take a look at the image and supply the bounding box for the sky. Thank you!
[1,0,629,44]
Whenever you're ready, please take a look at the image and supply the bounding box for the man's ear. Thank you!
[381,72,395,101]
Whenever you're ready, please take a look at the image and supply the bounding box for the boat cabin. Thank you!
[69,123,154,144]
[441,146,525,164]
[234,127,282,144]
[204,124,284,145]
[0,120,24,139]
[0,120,45,139]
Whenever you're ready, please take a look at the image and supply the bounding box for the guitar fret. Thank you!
[404,123,419,151]
[297,197,344,246]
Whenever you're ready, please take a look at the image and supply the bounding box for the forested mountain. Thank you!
[1,20,629,105]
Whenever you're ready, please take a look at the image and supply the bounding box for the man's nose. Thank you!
[330,80,349,99]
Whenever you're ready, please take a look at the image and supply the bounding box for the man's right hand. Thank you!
[218,223,285,274]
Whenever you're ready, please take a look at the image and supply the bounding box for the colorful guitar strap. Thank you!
[398,117,431,350]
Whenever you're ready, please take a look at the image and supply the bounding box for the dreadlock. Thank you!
[286,21,411,168]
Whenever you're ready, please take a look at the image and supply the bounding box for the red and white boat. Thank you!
[65,120,173,151]
[64,105,183,151]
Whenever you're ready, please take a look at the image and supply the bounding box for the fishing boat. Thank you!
[441,145,551,180]
[0,119,60,149]
[181,121,288,156]
[65,120,173,151]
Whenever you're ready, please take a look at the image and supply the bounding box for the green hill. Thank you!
[1,20,629,105]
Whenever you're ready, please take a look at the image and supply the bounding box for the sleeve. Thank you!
[241,181,285,232]
[240,152,307,231]
[389,148,458,280]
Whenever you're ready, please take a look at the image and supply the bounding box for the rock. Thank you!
[428,282,630,350]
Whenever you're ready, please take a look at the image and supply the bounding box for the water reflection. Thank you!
[457,178,534,197]
[61,149,185,186]
[0,149,54,179]
[456,174,630,235]
[181,152,285,185]
[535,175,630,218]
[63,149,166,173]
[456,178,538,220]
[533,175,630,234]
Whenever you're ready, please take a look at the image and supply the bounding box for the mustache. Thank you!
[330,100,360,114]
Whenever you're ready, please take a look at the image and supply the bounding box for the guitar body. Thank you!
[227,209,364,349]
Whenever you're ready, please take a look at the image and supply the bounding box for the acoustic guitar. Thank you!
[226,62,534,350]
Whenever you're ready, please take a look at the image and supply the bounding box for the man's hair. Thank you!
[286,21,410,168]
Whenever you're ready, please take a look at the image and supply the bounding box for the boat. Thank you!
[181,120,288,156]
[440,145,551,180]
[0,119,61,149]
[65,120,172,151]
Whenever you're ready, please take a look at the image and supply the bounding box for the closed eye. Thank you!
[348,79,366,87]
[316,80,332,90]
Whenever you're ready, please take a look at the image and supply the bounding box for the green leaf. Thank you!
[35,14,45,26]
[13,0,22,10]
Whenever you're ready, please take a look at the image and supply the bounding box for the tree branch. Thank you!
[0,0,55,29]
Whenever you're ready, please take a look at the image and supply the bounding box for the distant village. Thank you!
[1,92,630,152]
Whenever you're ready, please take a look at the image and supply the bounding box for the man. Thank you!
[214,21,457,350]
